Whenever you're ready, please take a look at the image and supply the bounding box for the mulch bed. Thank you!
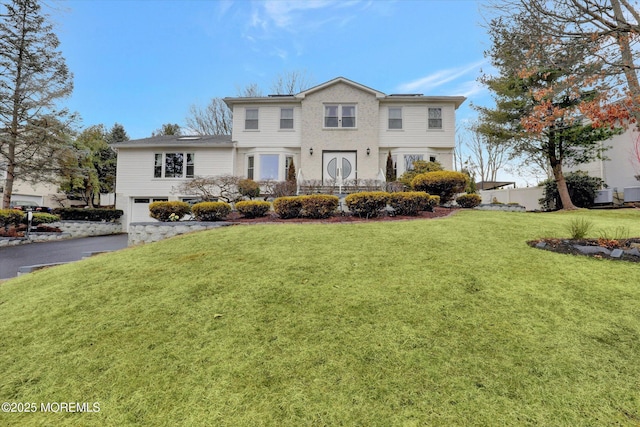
[225,206,457,224]
[528,238,640,263]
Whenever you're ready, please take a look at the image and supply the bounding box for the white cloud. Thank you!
[397,60,486,94]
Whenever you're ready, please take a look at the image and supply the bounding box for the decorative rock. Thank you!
[573,245,611,255]
[611,248,624,258]
[625,248,640,257]
[536,241,547,249]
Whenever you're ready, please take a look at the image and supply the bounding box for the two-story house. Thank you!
[113,77,465,229]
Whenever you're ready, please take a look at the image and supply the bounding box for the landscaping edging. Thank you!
[51,221,123,238]
[128,222,236,246]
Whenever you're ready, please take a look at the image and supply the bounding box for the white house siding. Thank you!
[115,146,234,230]
[566,126,640,193]
[378,103,457,148]
[231,104,302,148]
[299,82,380,181]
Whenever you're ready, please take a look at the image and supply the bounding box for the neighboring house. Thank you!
[566,125,640,203]
[113,77,466,230]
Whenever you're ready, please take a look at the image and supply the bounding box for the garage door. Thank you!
[130,197,168,223]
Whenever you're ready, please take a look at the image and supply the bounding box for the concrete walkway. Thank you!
[0,234,128,279]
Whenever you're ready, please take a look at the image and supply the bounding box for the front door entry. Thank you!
[323,152,356,184]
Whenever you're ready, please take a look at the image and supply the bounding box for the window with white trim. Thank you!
[245,108,259,130]
[260,154,279,180]
[280,108,293,129]
[404,154,424,171]
[247,156,254,180]
[388,107,402,129]
[324,104,356,128]
[428,107,442,129]
[153,152,195,178]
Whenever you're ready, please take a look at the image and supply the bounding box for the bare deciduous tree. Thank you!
[172,175,241,203]
[185,98,232,136]
[269,70,314,95]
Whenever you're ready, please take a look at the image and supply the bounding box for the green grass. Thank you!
[1,209,640,426]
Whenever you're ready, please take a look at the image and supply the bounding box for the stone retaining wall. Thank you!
[128,222,234,246]
[474,204,526,212]
[0,232,72,247]
[51,221,123,238]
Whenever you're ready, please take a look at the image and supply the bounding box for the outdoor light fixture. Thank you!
[309,147,314,155]
[366,147,371,156]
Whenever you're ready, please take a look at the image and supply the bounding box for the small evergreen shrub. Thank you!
[0,209,25,228]
[388,192,430,216]
[398,160,444,189]
[273,197,303,219]
[191,201,231,221]
[52,208,124,222]
[539,172,605,210]
[411,171,469,204]
[27,213,60,226]
[344,192,390,218]
[149,201,191,222]
[300,195,339,219]
[456,193,482,208]
[426,195,440,211]
[238,179,261,199]
[235,200,271,218]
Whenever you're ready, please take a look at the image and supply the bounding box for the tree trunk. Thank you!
[552,163,577,210]
[611,0,640,125]
[2,162,15,209]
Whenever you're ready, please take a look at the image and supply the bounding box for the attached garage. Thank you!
[130,197,168,224]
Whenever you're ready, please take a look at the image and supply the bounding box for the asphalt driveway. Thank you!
[0,234,129,279]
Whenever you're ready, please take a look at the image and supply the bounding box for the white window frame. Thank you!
[388,107,403,130]
[404,154,424,172]
[153,152,195,179]
[324,104,357,129]
[247,155,255,180]
[428,107,443,130]
[280,108,294,130]
[245,108,259,130]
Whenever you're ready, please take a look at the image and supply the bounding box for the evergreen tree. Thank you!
[0,0,74,208]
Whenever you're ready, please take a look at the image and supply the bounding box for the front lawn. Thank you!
[1,209,639,426]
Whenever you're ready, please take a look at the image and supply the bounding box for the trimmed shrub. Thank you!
[539,171,604,210]
[0,209,24,228]
[398,160,444,189]
[235,200,271,218]
[273,196,303,219]
[191,202,231,221]
[300,195,339,219]
[28,213,60,225]
[238,179,261,199]
[388,192,431,216]
[426,195,440,211]
[52,208,124,222]
[456,193,482,208]
[411,171,469,204]
[149,201,191,222]
[344,191,390,218]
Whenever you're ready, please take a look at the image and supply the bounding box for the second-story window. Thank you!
[324,104,356,128]
[280,108,294,129]
[428,107,442,129]
[388,107,402,129]
[245,108,259,130]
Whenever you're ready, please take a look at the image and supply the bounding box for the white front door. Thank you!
[323,152,356,184]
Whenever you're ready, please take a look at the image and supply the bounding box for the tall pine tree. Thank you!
[0,0,74,208]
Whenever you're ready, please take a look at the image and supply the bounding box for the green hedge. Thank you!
[149,201,191,222]
[388,192,431,216]
[344,191,390,218]
[238,179,261,199]
[0,209,25,228]
[52,208,124,222]
[273,197,303,219]
[27,213,60,225]
[191,202,231,221]
[411,171,469,204]
[235,200,270,218]
[456,193,482,208]
[300,195,339,219]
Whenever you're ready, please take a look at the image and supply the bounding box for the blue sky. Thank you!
[54,0,490,140]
